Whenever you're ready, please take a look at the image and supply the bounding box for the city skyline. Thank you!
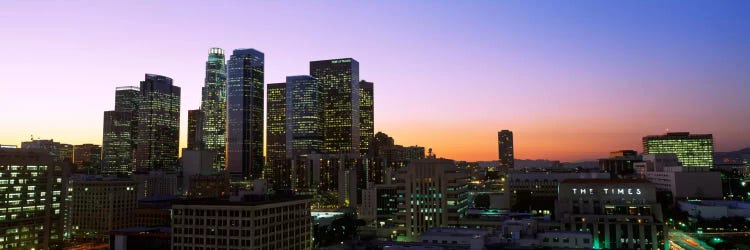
[2,1,749,162]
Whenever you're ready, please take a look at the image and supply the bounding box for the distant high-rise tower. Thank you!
[359,80,374,156]
[643,132,714,167]
[266,82,287,188]
[310,58,360,154]
[285,75,323,158]
[226,49,264,180]
[498,130,514,170]
[200,48,227,171]
[102,86,139,175]
[135,74,181,171]
[187,109,204,150]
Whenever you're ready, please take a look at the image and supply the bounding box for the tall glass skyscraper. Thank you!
[310,58,360,154]
[498,130,514,170]
[226,49,264,180]
[643,132,714,167]
[266,82,287,188]
[285,75,323,158]
[200,48,227,171]
[135,74,181,171]
[359,80,374,156]
[102,86,139,175]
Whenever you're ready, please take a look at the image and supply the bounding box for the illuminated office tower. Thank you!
[200,47,227,170]
[498,130,514,170]
[226,49,264,179]
[72,143,101,172]
[135,74,181,171]
[310,58,360,154]
[359,80,374,156]
[642,132,714,167]
[266,82,287,189]
[103,86,139,174]
[0,148,67,249]
[187,109,203,150]
[286,76,323,158]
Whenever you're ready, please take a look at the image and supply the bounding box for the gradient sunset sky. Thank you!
[1,1,749,162]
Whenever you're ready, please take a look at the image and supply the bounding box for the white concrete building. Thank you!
[678,200,750,220]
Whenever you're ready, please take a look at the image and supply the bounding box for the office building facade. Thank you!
[171,196,313,249]
[201,47,228,171]
[0,149,67,249]
[556,179,667,250]
[68,176,138,241]
[72,144,101,172]
[359,80,374,156]
[642,132,713,167]
[226,49,264,180]
[395,159,469,238]
[266,82,288,189]
[310,58,360,154]
[135,74,181,171]
[102,86,140,175]
[285,75,323,158]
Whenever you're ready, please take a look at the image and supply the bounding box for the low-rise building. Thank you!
[171,195,313,249]
[507,170,609,215]
[678,200,750,220]
[555,179,667,250]
[68,175,138,241]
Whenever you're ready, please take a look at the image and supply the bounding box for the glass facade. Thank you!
[310,58,360,154]
[359,80,374,156]
[102,86,139,175]
[0,149,66,249]
[643,132,714,167]
[285,75,323,158]
[200,48,227,171]
[266,82,287,189]
[226,49,264,180]
[135,74,181,171]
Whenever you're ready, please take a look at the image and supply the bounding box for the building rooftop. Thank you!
[173,195,312,206]
[560,178,649,184]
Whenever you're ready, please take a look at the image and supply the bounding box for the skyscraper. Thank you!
[642,132,714,167]
[498,130,514,170]
[135,74,181,171]
[266,82,287,189]
[359,80,374,156]
[310,58,360,154]
[200,47,227,171]
[286,75,323,158]
[187,109,203,150]
[102,86,139,175]
[226,49,264,180]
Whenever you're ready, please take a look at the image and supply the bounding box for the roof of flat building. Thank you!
[173,195,312,206]
[560,178,649,184]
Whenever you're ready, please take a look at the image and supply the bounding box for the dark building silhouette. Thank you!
[135,74,181,171]
[187,109,204,150]
[498,130,514,170]
[599,150,642,178]
[226,49,264,180]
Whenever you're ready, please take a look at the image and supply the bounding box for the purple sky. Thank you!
[1,1,749,161]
